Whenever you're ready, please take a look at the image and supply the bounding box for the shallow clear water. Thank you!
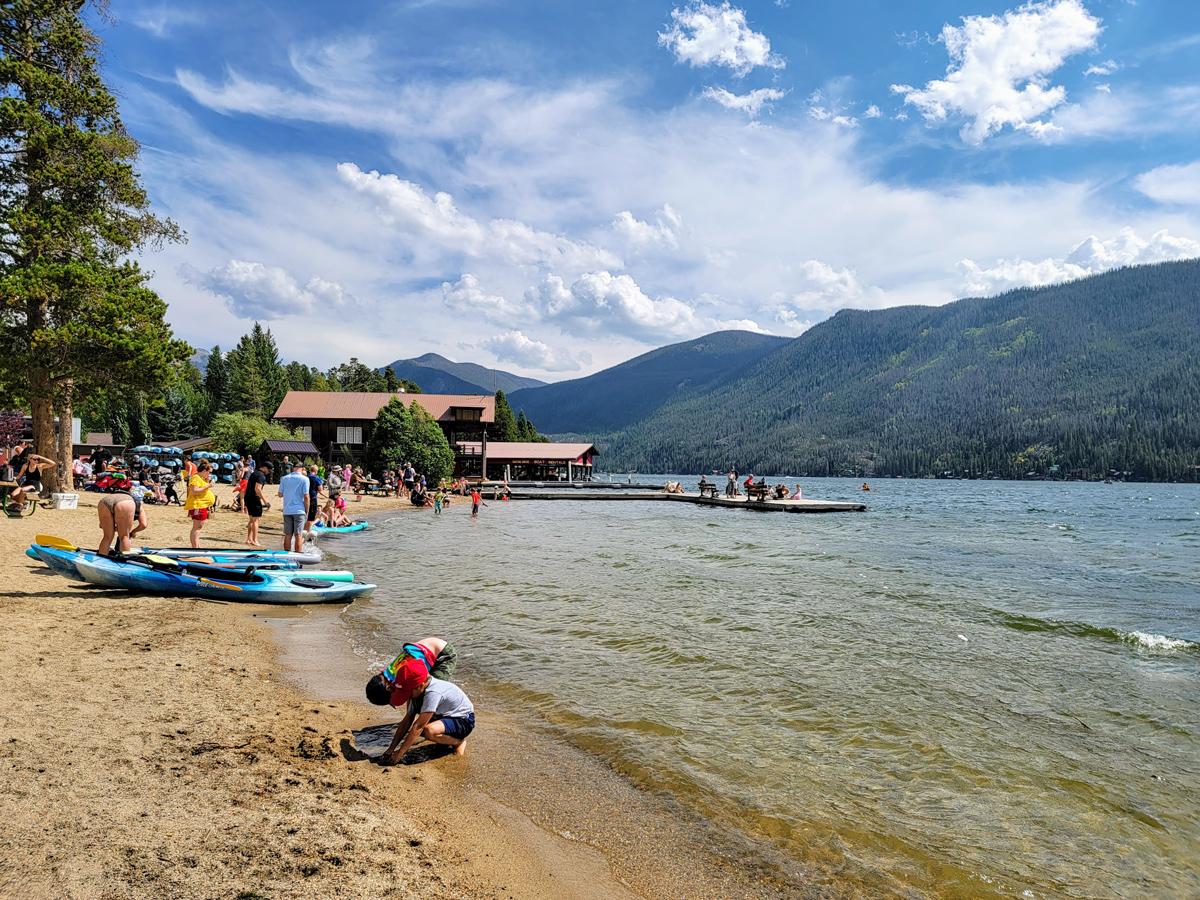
[331,479,1200,896]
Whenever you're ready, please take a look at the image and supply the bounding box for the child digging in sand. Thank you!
[366,639,474,763]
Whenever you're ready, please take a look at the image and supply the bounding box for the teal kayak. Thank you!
[138,546,323,565]
[312,521,369,535]
[70,552,374,604]
[29,545,359,588]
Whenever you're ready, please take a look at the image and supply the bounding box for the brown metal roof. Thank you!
[259,439,320,455]
[274,391,495,423]
[457,441,597,461]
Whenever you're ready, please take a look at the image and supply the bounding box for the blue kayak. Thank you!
[69,552,374,604]
[29,546,364,596]
[138,546,323,565]
[312,521,369,535]
[27,545,315,576]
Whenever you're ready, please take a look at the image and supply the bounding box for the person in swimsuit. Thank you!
[97,477,147,555]
[8,442,56,511]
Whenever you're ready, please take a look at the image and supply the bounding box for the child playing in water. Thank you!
[434,489,445,514]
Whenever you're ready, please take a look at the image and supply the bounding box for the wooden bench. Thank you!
[698,483,719,499]
[746,483,771,502]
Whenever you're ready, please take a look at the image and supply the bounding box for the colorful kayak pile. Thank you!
[28,535,376,605]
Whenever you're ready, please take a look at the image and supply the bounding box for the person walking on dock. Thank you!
[726,469,737,497]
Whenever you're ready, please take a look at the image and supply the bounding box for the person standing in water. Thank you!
[470,487,487,517]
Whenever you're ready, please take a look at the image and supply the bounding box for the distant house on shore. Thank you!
[456,441,598,482]
[273,391,496,470]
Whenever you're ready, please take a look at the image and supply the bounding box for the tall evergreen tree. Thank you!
[227,336,267,418]
[383,366,400,393]
[204,346,230,413]
[250,323,289,415]
[0,1,187,488]
[493,390,518,441]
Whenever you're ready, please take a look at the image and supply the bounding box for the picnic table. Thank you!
[698,483,719,499]
[358,479,391,496]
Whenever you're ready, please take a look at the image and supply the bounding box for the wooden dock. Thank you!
[507,490,866,513]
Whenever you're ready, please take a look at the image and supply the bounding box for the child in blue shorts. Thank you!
[374,660,475,764]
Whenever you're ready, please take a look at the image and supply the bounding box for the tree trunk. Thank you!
[52,379,74,492]
[30,366,59,493]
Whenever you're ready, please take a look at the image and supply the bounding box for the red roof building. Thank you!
[273,391,495,469]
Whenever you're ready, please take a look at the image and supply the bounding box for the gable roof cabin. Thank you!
[274,391,495,423]
[273,391,496,468]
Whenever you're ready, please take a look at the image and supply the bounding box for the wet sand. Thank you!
[0,490,815,898]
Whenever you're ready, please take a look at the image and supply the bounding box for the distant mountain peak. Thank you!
[383,354,547,395]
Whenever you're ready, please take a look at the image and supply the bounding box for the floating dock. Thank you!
[507,491,866,513]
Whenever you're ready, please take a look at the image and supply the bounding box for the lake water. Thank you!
[330,478,1199,896]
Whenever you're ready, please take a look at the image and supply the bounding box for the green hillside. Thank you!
[599,261,1200,481]
[508,330,789,434]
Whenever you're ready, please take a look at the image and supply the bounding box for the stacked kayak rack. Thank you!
[28,534,376,605]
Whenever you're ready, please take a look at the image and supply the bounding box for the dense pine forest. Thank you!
[595,261,1200,481]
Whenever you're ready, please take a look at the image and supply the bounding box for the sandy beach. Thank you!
[0,491,803,899]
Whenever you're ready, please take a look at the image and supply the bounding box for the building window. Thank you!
[452,407,482,422]
[297,426,313,440]
[336,426,363,445]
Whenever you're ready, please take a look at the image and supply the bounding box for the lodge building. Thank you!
[272,390,598,480]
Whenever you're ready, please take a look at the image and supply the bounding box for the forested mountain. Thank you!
[384,353,545,394]
[509,330,789,434]
[597,261,1200,481]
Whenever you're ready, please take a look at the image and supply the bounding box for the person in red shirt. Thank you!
[470,488,487,517]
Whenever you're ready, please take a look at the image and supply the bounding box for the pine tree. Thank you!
[204,346,230,413]
[250,323,289,415]
[227,337,267,418]
[0,1,187,488]
[383,367,400,393]
[493,390,518,441]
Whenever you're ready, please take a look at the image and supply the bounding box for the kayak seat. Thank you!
[291,578,335,589]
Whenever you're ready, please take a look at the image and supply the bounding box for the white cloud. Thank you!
[186,260,357,319]
[832,115,858,128]
[1134,161,1200,206]
[441,274,533,323]
[864,104,882,118]
[659,2,785,76]
[611,206,681,250]
[701,86,786,116]
[769,260,886,327]
[892,0,1101,144]
[337,162,619,272]
[482,330,583,372]
[128,4,205,38]
[1083,59,1118,76]
[526,271,704,341]
[959,228,1200,294]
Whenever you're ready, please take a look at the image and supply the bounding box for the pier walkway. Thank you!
[507,490,866,513]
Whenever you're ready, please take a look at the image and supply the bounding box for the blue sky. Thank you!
[100,0,1200,377]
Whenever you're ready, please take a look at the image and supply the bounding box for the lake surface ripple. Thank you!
[334,479,1199,896]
